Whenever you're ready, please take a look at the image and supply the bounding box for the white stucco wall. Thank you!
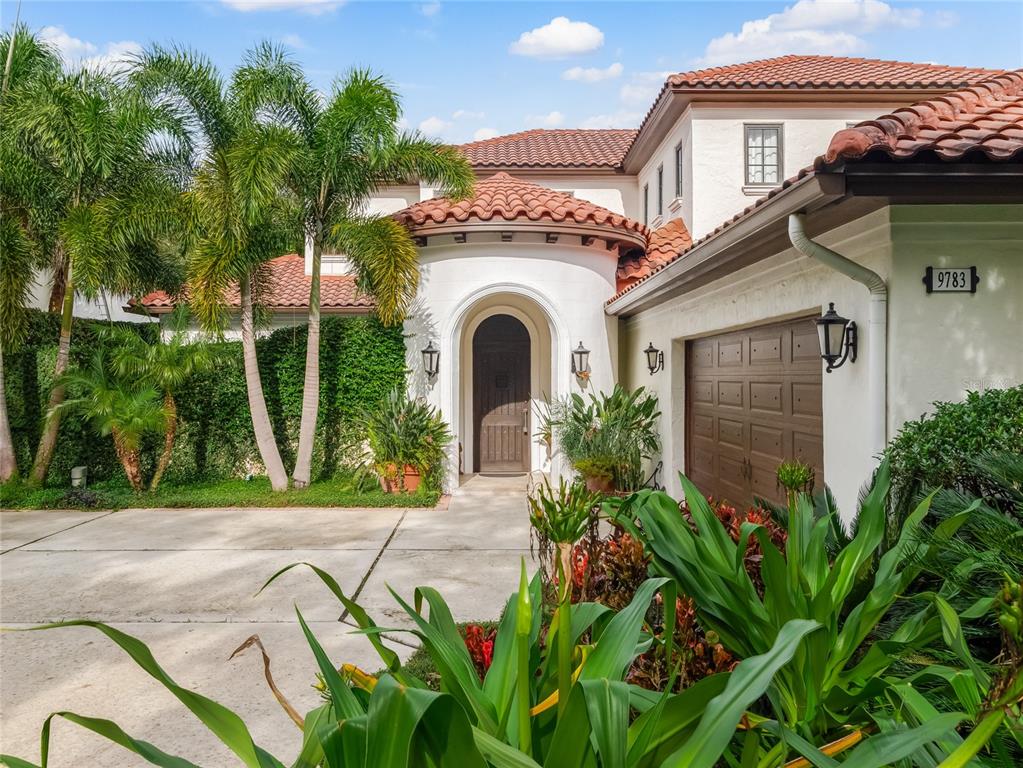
[621,203,1023,520]
[635,110,693,232]
[403,232,621,488]
[27,269,156,325]
[687,104,891,240]
[620,209,890,519]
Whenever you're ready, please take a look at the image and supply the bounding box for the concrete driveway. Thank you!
[0,475,533,766]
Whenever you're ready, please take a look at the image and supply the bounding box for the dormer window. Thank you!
[744,124,782,186]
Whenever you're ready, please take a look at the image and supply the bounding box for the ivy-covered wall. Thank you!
[5,310,407,486]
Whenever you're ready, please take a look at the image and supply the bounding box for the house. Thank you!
[133,55,1023,513]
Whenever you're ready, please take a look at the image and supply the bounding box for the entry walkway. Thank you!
[0,475,533,766]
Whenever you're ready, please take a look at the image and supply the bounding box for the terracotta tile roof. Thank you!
[133,254,374,312]
[617,218,692,290]
[822,70,1023,164]
[666,55,999,91]
[459,129,636,169]
[395,172,647,243]
[609,70,1023,307]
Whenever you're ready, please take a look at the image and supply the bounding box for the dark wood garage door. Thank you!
[686,317,823,507]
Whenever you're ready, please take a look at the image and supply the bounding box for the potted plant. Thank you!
[541,385,661,493]
[364,389,452,493]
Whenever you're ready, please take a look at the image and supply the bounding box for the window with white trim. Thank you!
[656,165,663,217]
[674,142,683,198]
[643,183,649,224]
[744,124,782,186]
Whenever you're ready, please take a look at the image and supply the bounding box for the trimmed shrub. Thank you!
[885,386,1023,500]
[4,309,406,486]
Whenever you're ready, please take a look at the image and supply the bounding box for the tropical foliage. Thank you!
[363,388,452,491]
[237,60,474,488]
[0,26,184,485]
[541,385,660,492]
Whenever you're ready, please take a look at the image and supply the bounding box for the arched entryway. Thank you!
[472,315,531,473]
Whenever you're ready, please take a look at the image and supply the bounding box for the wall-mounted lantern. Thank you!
[421,340,440,379]
[570,341,590,380]
[815,303,857,373]
[644,342,664,375]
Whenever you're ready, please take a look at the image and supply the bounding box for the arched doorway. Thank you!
[472,315,531,473]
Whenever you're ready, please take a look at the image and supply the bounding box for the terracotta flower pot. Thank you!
[380,464,421,493]
[584,475,613,494]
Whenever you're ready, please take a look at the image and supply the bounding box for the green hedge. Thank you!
[885,385,1023,497]
[5,309,407,486]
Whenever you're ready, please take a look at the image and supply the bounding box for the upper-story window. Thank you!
[744,124,783,186]
[674,142,683,198]
[656,165,664,217]
[643,183,649,224]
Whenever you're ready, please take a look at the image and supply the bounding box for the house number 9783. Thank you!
[923,266,979,294]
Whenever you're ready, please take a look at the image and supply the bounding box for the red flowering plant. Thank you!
[460,623,497,681]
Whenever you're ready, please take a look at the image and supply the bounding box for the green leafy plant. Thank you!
[49,349,166,492]
[527,477,601,714]
[542,384,660,492]
[363,388,452,491]
[609,462,1011,764]
[2,560,844,768]
[776,458,815,499]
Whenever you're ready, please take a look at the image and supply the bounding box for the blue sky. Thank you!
[3,1,1020,143]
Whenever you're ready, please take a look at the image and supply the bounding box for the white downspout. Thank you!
[788,213,888,458]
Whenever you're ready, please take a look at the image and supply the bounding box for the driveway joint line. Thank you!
[339,510,407,623]
[0,509,119,555]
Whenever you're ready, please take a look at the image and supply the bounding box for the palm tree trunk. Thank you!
[48,255,68,313]
[0,342,18,482]
[112,428,144,492]
[29,263,74,486]
[149,391,176,492]
[292,235,322,488]
[240,274,289,491]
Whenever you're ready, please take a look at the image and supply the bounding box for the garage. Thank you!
[686,317,824,507]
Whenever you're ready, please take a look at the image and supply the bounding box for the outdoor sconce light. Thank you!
[815,303,857,373]
[644,342,664,375]
[421,340,440,379]
[570,341,590,380]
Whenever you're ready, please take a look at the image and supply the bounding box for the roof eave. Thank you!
[605,173,844,316]
[406,218,647,250]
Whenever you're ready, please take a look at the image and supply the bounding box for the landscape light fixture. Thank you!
[421,340,440,379]
[815,303,857,373]
[644,342,664,375]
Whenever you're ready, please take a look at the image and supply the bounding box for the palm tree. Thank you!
[249,55,475,487]
[1,29,185,486]
[50,350,167,492]
[0,26,64,482]
[109,312,219,492]
[132,45,300,491]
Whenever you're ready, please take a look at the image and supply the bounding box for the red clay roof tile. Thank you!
[459,129,636,169]
[395,172,648,243]
[134,254,373,312]
[823,70,1023,163]
[617,218,692,290]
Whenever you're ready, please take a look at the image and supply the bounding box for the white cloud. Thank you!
[580,109,641,129]
[420,2,441,16]
[40,26,142,73]
[280,33,307,49]
[418,115,452,137]
[473,127,500,141]
[562,62,623,83]
[510,17,604,59]
[220,0,342,13]
[700,0,924,66]
[526,110,565,128]
[452,109,485,120]
[618,71,671,105]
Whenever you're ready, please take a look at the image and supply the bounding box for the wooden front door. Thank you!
[473,315,531,473]
[686,316,824,507]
